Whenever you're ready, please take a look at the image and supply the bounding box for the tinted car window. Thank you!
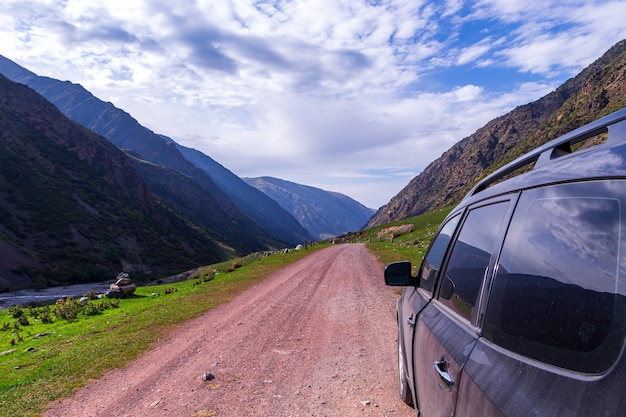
[418,214,461,293]
[484,181,626,373]
[439,202,509,323]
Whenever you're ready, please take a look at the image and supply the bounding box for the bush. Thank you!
[84,302,105,316]
[40,307,52,324]
[225,260,245,273]
[7,305,23,319]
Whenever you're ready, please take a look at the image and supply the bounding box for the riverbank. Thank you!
[0,282,111,310]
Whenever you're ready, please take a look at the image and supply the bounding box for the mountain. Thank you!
[0,74,228,291]
[367,39,626,228]
[244,177,375,240]
[170,141,312,243]
[0,55,310,245]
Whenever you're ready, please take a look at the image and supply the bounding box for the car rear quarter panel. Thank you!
[455,338,626,417]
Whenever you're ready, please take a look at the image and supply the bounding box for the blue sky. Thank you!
[1,1,626,208]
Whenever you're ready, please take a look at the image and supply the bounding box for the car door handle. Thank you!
[407,316,415,327]
[434,359,454,391]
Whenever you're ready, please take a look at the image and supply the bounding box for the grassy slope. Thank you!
[341,207,452,273]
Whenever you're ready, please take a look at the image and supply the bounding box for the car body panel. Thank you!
[457,338,626,417]
[413,302,478,417]
[396,286,425,406]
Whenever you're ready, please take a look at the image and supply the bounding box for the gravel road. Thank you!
[44,244,416,417]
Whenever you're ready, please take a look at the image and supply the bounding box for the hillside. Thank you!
[245,177,375,240]
[0,54,310,246]
[0,74,227,291]
[368,39,626,227]
[172,142,312,243]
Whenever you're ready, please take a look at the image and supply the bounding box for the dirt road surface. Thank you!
[44,244,416,417]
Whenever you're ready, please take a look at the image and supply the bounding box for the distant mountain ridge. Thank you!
[0,54,311,246]
[245,177,375,240]
[170,141,312,244]
[367,39,626,227]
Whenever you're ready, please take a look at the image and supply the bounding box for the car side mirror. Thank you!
[384,261,416,286]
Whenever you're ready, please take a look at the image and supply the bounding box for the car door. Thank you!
[412,199,512,417]
[397,214,461,406]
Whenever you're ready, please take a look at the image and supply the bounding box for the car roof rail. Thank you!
[466,107,626,197]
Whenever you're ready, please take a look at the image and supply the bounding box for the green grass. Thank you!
[335,207,452,275]
[0,245,328,417]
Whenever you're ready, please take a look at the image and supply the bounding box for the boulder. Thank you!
[105,272,136,298]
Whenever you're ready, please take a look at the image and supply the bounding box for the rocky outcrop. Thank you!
[105,273,136,298]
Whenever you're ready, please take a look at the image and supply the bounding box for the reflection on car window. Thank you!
[419,214,460,294]
[439,202,509,323]
[484,181,626,373]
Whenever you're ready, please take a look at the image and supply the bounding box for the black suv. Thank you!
[385,107,626,417]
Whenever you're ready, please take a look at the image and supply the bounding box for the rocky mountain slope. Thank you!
[245,177,374,240]
[368,39,626,227]
[0,54,311,246]
[0,74,228,291]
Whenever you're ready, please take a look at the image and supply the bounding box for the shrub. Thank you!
[84,302,105,316]
[192,269,217,286]
[10,331,22,345]
[54,297,79,322]
[7,305,23,319]
[40,307,52,324]
[225,260,245,273]
[28,306,39,319]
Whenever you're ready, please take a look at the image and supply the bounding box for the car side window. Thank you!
[438,202,509,324]
[418,214,461,294]
[483,181,626,373]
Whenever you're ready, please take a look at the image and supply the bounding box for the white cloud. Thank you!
[457,41,492,66]
[1,0,625,208]
[475,0,626,76]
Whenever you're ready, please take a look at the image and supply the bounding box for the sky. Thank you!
[1,1,626,209]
